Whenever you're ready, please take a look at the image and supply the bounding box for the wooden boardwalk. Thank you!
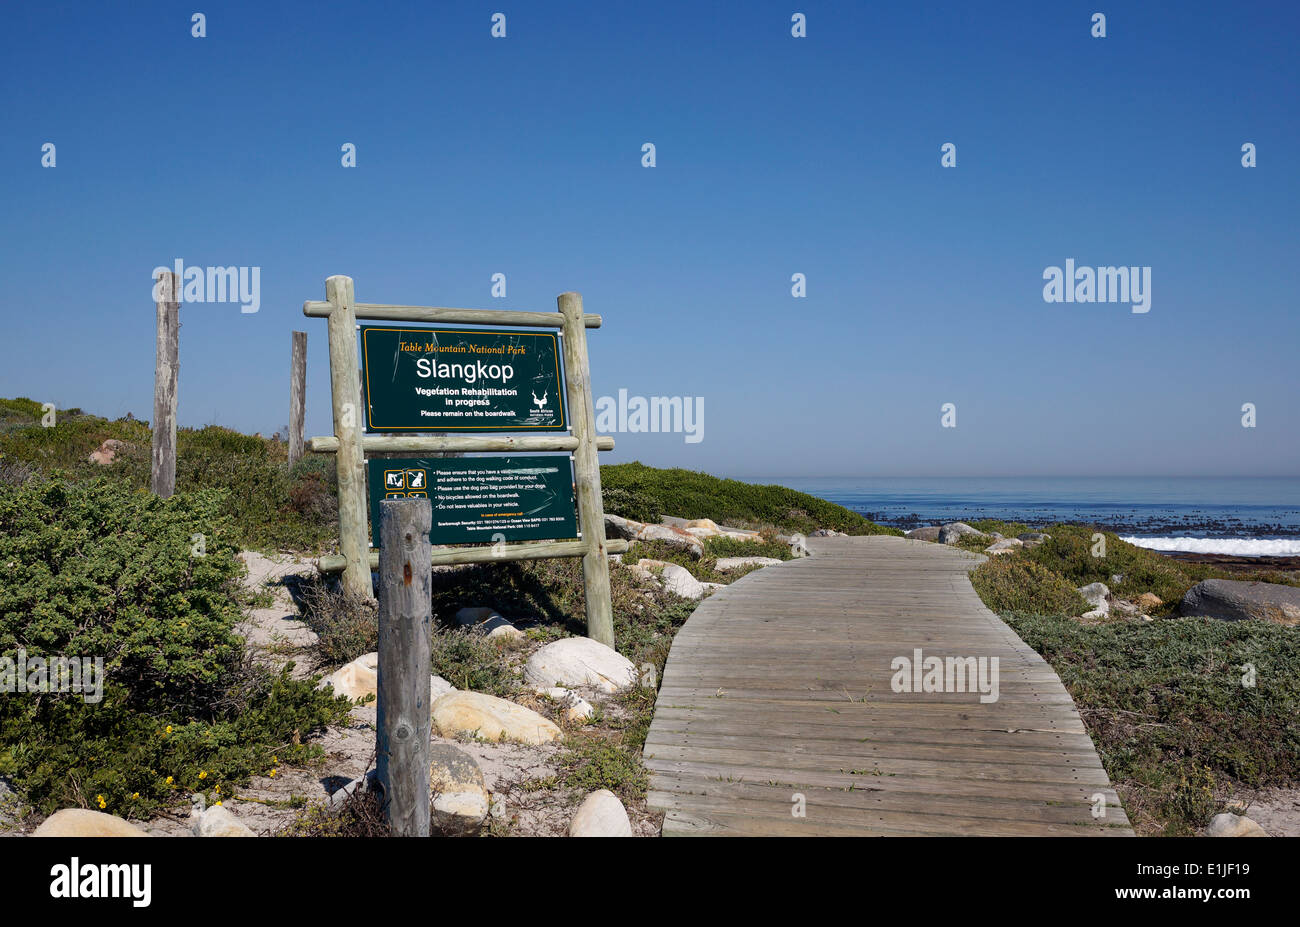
[644,536,1132,836]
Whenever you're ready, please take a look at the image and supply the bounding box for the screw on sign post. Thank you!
[375,497,433,836]
[151,270,180,498]
[288,331,307,468]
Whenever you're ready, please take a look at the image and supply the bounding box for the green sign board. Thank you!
[367,455,578,547]
[359,325,566,432]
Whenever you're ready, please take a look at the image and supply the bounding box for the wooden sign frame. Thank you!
[303,276,624,646]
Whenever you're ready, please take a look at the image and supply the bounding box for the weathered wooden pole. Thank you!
[288,331,307,468]
[375,497,432,837]
[557,291,615,647]
[325,275,373,599]
[151,270,180,498]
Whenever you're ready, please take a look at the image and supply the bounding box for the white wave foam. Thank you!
[1121,536,1300,557]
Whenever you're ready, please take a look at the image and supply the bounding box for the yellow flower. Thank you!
[269,768,278,778]
[214,785,221,794]
[132,793,139,799]
[165,776,173,785]
[215,801,222,806]
[96,795,106,809]
[198,770,207,780]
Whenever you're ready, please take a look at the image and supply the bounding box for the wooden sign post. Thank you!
[288,331,307,468]
[303,276,625,646]
[151,270,180,499]
[376,497,432,836]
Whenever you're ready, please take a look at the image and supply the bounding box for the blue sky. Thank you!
[3,1,1297,478]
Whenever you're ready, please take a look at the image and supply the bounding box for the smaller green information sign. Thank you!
[367,455,578,547]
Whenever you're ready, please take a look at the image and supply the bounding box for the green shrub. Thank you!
[297,577,377,668]
[1022,526,1204,610]
[429,629,516,697]
[0,477,350,816]
[601,487,660,524]
[559,736,649,801]
[0,477,246,710]
[0,409,339,553]
[969,556,1089,617]
[600,461,900,536]
[704,535,792,561]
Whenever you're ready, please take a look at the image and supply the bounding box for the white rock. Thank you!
[636,559,706,600]
[565,697,595,722]
[569,789,632,837]
[634,523,705,559]
[319,652,456,703]
[714,556,783,572]
[1078,582,1110,615]
[534,685,595,722]
[430,675,456,700]
[603,513,644,540]
[454,606,524,640]
[192,804,255,837]
[984,538,1023,556]
[525,636,637,693]
[682,518,724,539]
[317,653,378,701]
[938,522,987,545]
[1206,813,1268,837]
[429,743,490,835]
[432,691,561,745]
[33,809,149,837]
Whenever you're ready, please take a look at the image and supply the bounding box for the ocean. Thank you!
[762,477,1300,557]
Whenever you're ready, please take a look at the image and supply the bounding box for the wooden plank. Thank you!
[303,300,602,329]
[643,535,1132,836]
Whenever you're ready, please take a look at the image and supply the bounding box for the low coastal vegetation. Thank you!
[602,461,903,536]
[0,477,351,818]
[2,397,888,834]
[0,399,337,551]
[961,523,1300,835]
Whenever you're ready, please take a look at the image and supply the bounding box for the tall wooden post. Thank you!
[376,497,432,837]
[558,291,615,647]
[326,275,372,599]
[288,331,307,468]
[151,270,180,498]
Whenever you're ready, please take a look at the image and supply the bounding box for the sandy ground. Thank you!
[1219,788,1300,837]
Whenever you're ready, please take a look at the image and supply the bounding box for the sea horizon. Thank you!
[743,475,1300,556]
